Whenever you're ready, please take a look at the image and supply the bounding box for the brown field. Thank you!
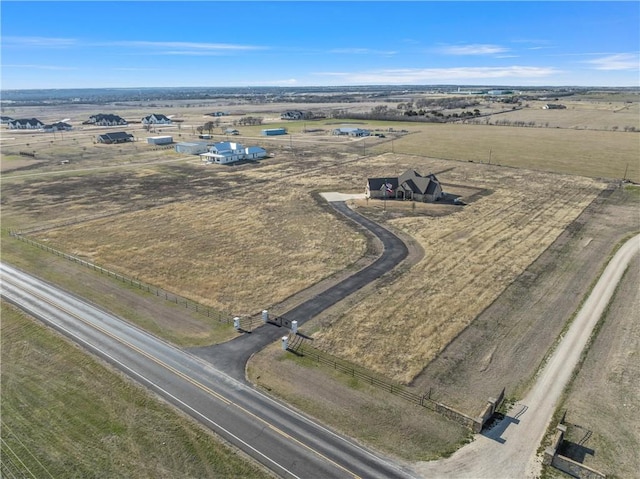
[485,99,640,131]
[2,94,639,465]
[548,251,640,479]
[313,160,604,384]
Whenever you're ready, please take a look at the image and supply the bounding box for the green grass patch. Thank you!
[1,303,271,479]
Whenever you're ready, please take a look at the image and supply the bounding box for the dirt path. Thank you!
[414,233,640,478]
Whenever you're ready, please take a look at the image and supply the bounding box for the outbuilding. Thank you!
[261,128,287,136]
[175,141,210,155]
[147,136,173,145]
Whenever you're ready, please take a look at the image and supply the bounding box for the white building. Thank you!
[147,136,173,145]
[142,114,172,125]
[8,118,44,129]
[175,141,210,155]
[332,127,370,137]
[200,141,266,164]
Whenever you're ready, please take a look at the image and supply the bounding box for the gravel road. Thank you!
[414,233,640,478]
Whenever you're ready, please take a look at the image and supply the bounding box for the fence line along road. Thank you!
[8,231,240,327]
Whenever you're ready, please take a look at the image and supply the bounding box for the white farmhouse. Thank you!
[142,113,172,125]
[8,118,44,129]
[200,141,266,165]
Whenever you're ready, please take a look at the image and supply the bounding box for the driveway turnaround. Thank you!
[189,200,408,381]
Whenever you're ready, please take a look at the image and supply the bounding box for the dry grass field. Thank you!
[32,189,367,315]
[548,252,639,479]
[1,94,639,466]
[312,157,605,384]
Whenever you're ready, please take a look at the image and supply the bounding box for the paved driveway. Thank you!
[189,199,407,380]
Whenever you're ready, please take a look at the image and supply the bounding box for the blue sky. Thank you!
[1,1,638,89]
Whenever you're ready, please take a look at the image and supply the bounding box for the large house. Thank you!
[281,110,304,120]
[86,114,127,126]
[43,122,73,132]
[97,132,134,144]
[366,169,443,202]
[333,127,370,137]
[142,113,172,125]
[199,141,266,165]
[8,118,44,129]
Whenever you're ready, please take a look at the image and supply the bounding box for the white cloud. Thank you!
[438,44,509,55]
[330,48,397,56]
[106,40,267,52]
[3,64,77,70]
[585,53,639,71]
[2,36,77,47]
[112,67,161,72]
[316,66,559,84]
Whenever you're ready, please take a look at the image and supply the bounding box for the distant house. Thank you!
[281,110,304,120]
[332,127,370,137]
[142,113,172,125]
[199,141,266,165]
[261,128,287,136]
[97,131,134,144]
[8,118,44,130]
[542,104,566,110]
[225,128,240,135]
[42,122,73,132]
[1,116,14,124]
[366,169,443,203]
[86,114,127,126]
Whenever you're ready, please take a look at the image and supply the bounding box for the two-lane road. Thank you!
[1,263,417,479]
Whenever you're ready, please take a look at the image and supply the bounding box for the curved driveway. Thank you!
[190,200,408,380]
